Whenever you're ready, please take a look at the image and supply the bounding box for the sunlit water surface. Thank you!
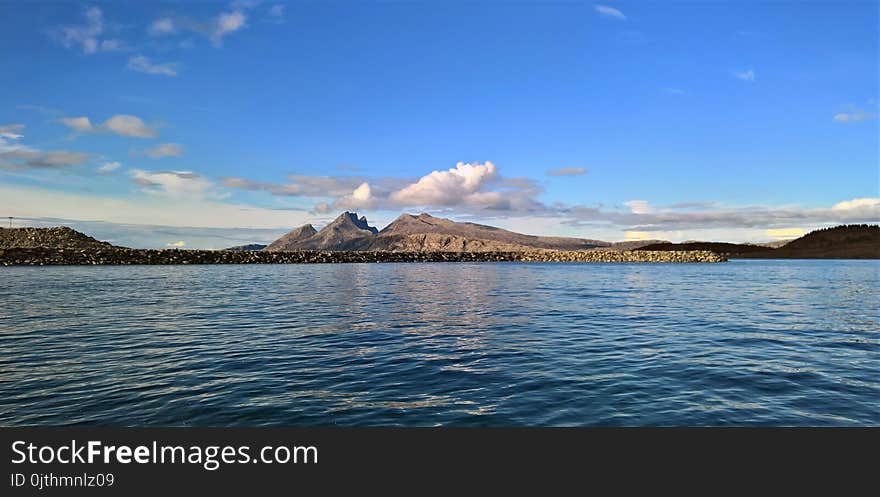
[1,260,877,426]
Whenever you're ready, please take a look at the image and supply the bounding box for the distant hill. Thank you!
[637,241,775,257]
[265,212,610,252]
[224,243,268,251]
[8,220,875,258]
[608,239,670,250]
[760,224,879,258]
[0,227,116,250]
[640,225,880,259]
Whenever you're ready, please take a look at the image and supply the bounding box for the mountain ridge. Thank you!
[263,211,639,252]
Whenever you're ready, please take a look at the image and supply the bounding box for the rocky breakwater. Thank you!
[0,247,725,265]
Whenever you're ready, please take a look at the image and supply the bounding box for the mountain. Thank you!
[0,227,116,250]
[265,212,611,252]
[224,243,268,251]
[264,224,318,251]
[374,213,606,251]
[265,212,379,251]
[639,225,880,259]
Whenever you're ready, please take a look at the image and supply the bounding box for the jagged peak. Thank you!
[327,211,378,234]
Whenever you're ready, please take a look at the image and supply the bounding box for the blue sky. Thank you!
[1,1,877,248]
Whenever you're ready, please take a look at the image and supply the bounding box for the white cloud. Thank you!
[52,6,125,54]
[832,198,880,211]
[211,11,247,46]
[147,9,249,48]
[59,114,158,138]
[547,167,587,177]
[127,55,178,77]
[0,124,25,141]
[55,6,103,53]
[333,182,376,210]
[149,18,176,36]
[833,108,876,123]
[58,117,95,133]
[595,5,627,20]
[144,143,184,158]
[389,161,498,207]
[131,170,221,198]
[103,115,157,138]
[98,161,122,174]
[99,39,126,51]
[624,200,653,214]
[225,161,544,214]
[735,69,755,82]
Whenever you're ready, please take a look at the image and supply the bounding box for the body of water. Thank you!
[1,260,877,426]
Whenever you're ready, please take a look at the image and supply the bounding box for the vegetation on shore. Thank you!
[639,225,879,259]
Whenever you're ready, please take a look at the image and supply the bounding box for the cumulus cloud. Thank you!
[58,114,158,138]
[735,69,755,82]
[547,167,587,177]
[131,170,223,198]
[595,5,626,20]
[389,161,498,206]
[217,161,878,237]
[223,161,545,214]
[98,161,122,174]
[127,55,178,77]
[333,182,376,210]
[143,143,184,158]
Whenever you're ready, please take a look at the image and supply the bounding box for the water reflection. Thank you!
[0,260,877,426]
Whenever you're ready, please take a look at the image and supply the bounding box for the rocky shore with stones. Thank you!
[0,247,726,265]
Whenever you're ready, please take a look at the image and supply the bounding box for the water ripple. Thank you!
[0,260,877,426]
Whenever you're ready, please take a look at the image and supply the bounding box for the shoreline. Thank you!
[0,247,726,265]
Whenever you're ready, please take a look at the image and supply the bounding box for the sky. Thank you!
[1,0,878,249]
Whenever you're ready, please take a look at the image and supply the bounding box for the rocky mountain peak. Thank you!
[335,212,378,234]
